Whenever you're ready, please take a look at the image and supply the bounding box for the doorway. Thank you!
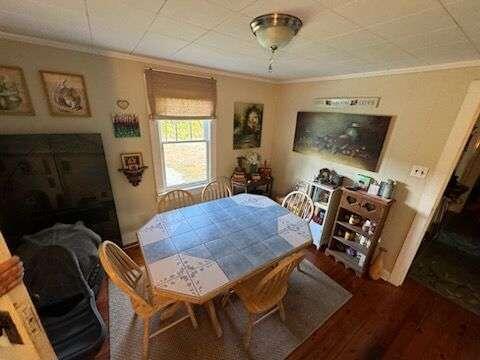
[408,119,480,314]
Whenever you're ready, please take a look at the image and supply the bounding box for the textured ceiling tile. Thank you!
[241,0,326,21]
[149,16,209,42]
[322,30,387,51]
[299,9,360,40]
[367,7,456,40]
[388,27,466,50]
[213,13,256,43]
[160,0,234,29]
[134,33,190,59]
[206,0,258,12]
[335,0,440,27]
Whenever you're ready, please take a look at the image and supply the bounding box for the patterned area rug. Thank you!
[109,260,351,360]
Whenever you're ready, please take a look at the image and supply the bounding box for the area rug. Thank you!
[108,260,351,360]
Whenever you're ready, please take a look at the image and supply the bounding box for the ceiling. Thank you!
[1,0,480,81]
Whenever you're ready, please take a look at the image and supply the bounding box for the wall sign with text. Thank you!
[314,97,381,109]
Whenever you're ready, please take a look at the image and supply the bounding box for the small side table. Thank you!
[231,177,273,198]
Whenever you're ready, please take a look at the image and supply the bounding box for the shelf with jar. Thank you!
[325,187,394,276]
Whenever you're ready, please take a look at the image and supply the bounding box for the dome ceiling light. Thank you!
[250,13,303,73]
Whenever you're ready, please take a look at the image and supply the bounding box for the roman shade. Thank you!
[145,69,217,119]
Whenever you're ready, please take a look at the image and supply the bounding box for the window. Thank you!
[157,119,212,188]
[144,69,216,192]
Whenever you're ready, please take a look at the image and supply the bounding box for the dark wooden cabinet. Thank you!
[0,134,121,248]
[326,187,393,276]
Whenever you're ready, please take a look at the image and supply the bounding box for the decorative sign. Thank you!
[314,97,380,109]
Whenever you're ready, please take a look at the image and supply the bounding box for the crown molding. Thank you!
[0,31,277,84]
[2,31,480,85]
[279,59,480,84]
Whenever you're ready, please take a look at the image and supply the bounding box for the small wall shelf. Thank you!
[118,166,148,186]
[325,187,394,276]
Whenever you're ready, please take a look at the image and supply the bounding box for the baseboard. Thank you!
[380,268,391,282]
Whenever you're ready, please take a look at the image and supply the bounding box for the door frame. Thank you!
[389,80,480,286]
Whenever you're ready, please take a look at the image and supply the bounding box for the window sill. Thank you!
[157,182,207,197]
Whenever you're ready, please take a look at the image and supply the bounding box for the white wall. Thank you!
[272,67,480,272]
[0,39,277,245]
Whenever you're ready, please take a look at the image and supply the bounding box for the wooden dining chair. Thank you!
[157,189,194,213]
[281,191,315,222]
[201,177,232,201]
[225,251,306,347]
[98,241,198,360]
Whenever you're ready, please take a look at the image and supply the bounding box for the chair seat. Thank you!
[234,267,285,314]
[131,268,177,317]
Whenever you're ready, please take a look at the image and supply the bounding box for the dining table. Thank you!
[136,193,313,337]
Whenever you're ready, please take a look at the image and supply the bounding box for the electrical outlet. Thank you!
[410,165,429,179]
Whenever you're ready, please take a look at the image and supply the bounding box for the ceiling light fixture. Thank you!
[250,13,302,73]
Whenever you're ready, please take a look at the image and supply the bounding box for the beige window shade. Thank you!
[145,69,217,119]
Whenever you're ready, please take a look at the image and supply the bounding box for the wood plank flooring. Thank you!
[94,244,480,360]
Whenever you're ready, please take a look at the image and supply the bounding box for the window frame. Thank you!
[149,118,216,194]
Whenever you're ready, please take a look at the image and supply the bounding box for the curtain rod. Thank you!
[145,67,215,80]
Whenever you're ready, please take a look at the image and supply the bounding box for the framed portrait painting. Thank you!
[40,70,91,117]
[0,65,35,116]
[233,102,263,149]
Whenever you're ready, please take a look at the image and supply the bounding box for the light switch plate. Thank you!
[410,165,429,178]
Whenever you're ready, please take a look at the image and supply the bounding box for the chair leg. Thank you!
[221,290,234,308]
[244,313,255,348]
[278,300,286,322]
[143,317,150,360]
[185,302,198,329]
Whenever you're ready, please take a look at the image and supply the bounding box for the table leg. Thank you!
[205,300,223,338]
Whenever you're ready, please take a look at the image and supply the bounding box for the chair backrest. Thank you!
[157,189,194,213]
[281,191,314,221]
[254,251,305,306]
[201,177,232,202]
[98,241,151,310]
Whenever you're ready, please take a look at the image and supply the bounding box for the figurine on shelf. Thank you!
[245,151,260,174]
[314,168,343,187]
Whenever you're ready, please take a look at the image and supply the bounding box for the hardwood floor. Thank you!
[94,245,480,360]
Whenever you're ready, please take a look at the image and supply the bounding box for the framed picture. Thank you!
[233,102,263,149]
[0,65,35,116]
[120,152,143,171]
[39,70,91,117]
[293,111,392,172]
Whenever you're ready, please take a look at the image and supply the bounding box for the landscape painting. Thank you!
[293,111,392,171]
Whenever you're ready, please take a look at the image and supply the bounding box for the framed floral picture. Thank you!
[40,70,91,117]
[0,65,35,116]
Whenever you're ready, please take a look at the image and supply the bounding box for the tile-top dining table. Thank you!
[137,193,313,337]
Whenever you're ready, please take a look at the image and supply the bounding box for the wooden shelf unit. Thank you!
[326,187,394,276]
[304,180,342,249]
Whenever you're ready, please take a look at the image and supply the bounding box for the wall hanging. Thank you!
[0,65,35,115]
[118,152,148,186]
[112,113,140,138]
[233,102,263,149]
[314,96,381,109]
[293,111,392,172]
[40,70,91,117]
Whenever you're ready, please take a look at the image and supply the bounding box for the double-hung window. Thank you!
[145,69,216,191]
[157,119,211,188]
